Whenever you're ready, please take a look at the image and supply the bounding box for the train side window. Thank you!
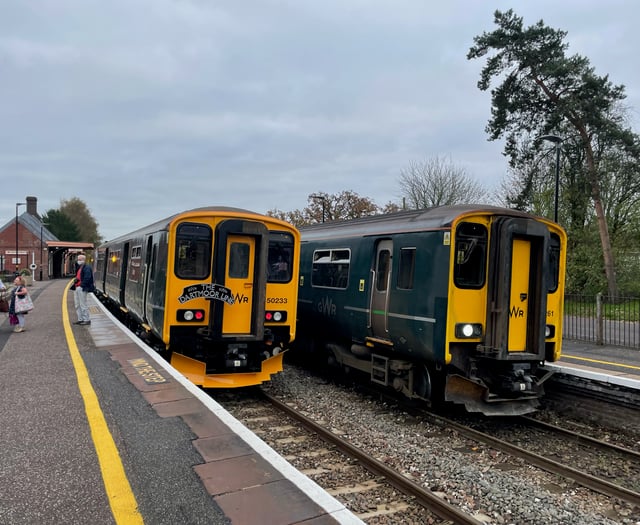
[311,248,350,288]
[548,233,560,292]
[229,242,250,278]
[268,231,295,283]
[108,250,121,277]
[129,245,142,282]
[175,223,212,279]
[376,250,391,291]
[454,222,487,289]
[397,247,416,290]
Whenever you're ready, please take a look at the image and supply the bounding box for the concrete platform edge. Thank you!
[90,296,366,525]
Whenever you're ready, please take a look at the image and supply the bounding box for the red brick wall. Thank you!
[0,222,48,279]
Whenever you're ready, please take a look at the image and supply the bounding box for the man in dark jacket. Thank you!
[73,253,95,325]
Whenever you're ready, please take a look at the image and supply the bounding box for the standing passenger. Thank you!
[9,275,29,332]
[73,254,95,325]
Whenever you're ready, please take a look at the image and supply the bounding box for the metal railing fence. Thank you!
[563,293,640,349]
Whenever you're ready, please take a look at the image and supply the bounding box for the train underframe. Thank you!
[322,340,554,416]
[167,326,289,388]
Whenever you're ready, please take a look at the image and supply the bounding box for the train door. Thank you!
[212,219,268,339]
[370,239,392,339]
[222,235,255,334]
[508,238,531,351]
[485,218,549,358]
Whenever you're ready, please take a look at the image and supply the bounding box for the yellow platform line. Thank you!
[563,354,640,372]
[63,283,143,524]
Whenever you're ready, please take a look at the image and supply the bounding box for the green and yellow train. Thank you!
[94,207,300,388]
[296,205,566,415]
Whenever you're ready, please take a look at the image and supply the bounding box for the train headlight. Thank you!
[177,309,205,322]
[265,311,287,322]
[455,323,483,338]
[545,325,555,338]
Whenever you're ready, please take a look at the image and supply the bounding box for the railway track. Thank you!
[428,412,640,509]
[217,388,485,525]
[216,362,640,523]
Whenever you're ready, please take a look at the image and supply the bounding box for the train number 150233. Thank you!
[266,297,288,304]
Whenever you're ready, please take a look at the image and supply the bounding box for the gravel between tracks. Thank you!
[263,365,640,525]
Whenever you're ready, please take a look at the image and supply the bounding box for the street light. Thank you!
[40,225,44,281]
[541,135,563,223]
[15,202,26,274]
[309,194,326,223]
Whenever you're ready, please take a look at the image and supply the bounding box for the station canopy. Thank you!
[47,241,94,252]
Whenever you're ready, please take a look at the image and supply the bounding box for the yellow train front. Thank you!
[94,207,299,388]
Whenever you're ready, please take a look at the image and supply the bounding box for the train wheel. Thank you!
[412,364,431,399]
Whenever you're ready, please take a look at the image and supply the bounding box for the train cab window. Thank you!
[397,248,416,290]
[268,231,295,283]
[548,233,561,292]
[454,222,487,289]
[311,249,350,288]
[229,242,250,278]
[175,223,212,279]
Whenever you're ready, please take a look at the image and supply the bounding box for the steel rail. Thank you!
[422,412,640,507]
[522,416,640,460]
[262,391,484,525]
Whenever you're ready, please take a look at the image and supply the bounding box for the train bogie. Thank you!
[296,205,566,416]
[94,207,299,388]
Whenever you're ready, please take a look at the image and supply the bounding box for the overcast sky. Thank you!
[2,1,639,241]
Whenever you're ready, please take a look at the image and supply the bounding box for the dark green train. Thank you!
[296,205,566,416]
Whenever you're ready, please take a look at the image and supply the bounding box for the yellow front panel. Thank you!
[222,235,255,334]
[445,216,490,364]
[508,238,530,351]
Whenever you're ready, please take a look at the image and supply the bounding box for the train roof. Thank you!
[299,204,546,241]
[100,206,295,246]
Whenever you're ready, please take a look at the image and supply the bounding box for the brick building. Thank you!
[0,196,93,281]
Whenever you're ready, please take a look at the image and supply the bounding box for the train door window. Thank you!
[376,249,391,291]
[145,237,156,280]
[397,247,416,289]
[229,242,250,278]
[95,250,106,276]
[129,245,142,282]
[311,249,350,288]
[548,233,561,292]
[454,222,487,289]
[108,250,121,277]
[175,223,212,279]
[150,244,157,279]
[268,231,295,283]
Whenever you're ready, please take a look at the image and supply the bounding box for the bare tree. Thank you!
[398,156,489,209]
[267,190,382,227]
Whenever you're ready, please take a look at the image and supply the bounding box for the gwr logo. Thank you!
[509,305,525,318]
[317,296,336,316]
[233,293,249,304]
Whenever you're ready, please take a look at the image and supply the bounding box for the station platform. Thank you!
[546,339,640,390]
[0,279,364,525]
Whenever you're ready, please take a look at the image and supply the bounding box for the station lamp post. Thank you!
[15,202,26,274]
[541,135,563,223]
[310,194,326,223]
